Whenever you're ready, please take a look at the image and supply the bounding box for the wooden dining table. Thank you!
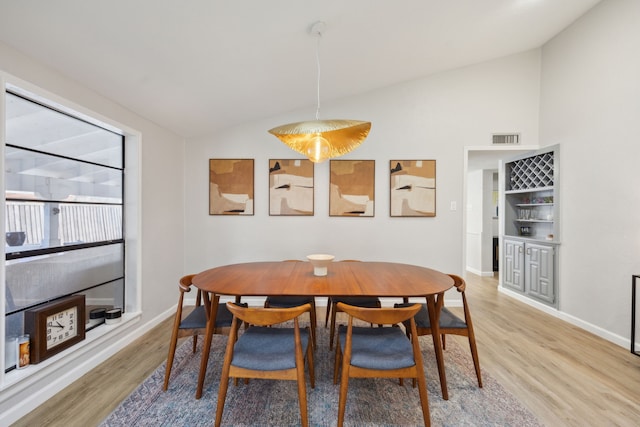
[192,260,455,400]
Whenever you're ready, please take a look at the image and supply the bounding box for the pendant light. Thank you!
[268,21,371,163]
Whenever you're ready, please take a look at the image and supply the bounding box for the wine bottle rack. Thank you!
[507,152,554,191]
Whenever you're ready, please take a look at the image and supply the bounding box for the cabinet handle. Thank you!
[526,248,531,255]
[519,246,523,254]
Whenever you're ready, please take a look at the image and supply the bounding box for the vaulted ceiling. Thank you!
[0,1,601,139]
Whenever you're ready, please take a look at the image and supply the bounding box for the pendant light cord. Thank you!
[315,30,322,120]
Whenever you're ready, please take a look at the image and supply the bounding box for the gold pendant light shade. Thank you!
[268,21,371,163]
[268,119,371,163]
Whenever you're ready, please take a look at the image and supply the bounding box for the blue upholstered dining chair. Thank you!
[326,260,381,350]
[333,302,430,427]
[163,274,243,391]
[215,302,315,427]
[396,273,483,388]
[264,260,317,348]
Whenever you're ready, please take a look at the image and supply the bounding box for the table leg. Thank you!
[196,293,220,399]
[427,293,448,400]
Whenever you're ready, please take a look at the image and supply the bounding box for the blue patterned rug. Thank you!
[100,324,541,426]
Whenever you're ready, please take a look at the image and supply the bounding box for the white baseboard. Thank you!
[498,286,629,349]
[465,266,495,277]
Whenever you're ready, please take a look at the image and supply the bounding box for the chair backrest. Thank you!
[178,274,196,291]
[447,273,471,324]
[178,273,208,313]
[179,274,204,300]
[336,302,421,327]
[226,302,311,327]
[449,273,466,293]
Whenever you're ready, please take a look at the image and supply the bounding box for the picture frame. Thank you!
[209,159,254,215]
[390,160,436,217]
[269,159,314,216]
[329,160,375,217]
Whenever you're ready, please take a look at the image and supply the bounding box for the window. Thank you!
[4,90,125,371]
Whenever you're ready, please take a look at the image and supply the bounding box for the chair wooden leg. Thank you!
[296,361,309,427]
[324,297,332,327]
[337,363,350,426]
[215,331,236,427]
[162,326,180,391]
[309,301,318,350]
[442,334,446,350]
[192,334,198,353]
[214,366,231,427]
[306,340,315,388]
[293,327,310,427]
[467,332,483,387]
[415,368,431,427]
[162,345,177,391]
[333,342,342,384]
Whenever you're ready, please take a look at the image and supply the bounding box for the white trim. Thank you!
[0,71,144,425]
[465,266,495,277]
[498,286,628,349]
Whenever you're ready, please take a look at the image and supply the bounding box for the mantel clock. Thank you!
[24,295,86,364]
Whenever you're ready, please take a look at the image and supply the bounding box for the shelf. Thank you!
[505,186,554,195]
[514,219,553,223]
[516,203,553,207]
[504,234,560,245]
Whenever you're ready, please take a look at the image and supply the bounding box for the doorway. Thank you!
[463,146,535,277]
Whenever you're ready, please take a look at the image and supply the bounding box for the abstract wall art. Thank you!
[269,159,314,216]
[390,160,436,217]
[209,159,254,215]
[329,160,375,217]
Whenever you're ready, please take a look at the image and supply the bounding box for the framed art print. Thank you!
[329,160,375,217]
[209,159,254,215]
[269,159,314,216]
[390,160,436,217]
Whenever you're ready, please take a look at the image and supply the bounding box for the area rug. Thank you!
[100,324,541,427]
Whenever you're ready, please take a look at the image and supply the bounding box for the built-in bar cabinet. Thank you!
[501,145,559,307]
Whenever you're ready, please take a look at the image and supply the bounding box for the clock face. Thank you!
[46,306,78,350]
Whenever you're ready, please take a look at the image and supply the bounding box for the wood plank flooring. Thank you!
[13,274,640,426]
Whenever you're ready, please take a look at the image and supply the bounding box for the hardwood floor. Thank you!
[14,274,640,426]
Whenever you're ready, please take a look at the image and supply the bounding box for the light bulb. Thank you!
[305,134,331,163]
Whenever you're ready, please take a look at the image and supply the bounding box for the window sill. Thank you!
[1,311,141,391]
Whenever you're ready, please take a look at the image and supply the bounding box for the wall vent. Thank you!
[492,133,520,145]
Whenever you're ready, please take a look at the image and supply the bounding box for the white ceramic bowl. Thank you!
[307,254,335,276]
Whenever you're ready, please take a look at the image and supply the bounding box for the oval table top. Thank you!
[192,260,454,298]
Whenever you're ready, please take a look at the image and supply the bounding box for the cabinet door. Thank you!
[525,243,555,303]
[503,239,525,291]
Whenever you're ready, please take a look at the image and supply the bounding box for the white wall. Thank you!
[184,50,542,290]
[539,0,640,342]
[0,41,185,423]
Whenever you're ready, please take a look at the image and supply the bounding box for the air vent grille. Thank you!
[492,133,520,145]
